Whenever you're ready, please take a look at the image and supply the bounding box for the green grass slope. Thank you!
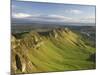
[11,28,96,74]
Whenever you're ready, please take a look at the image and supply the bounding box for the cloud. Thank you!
[30,14,75,22]
[66,9,82,14]
[80,16,95,23]
[47,15,72,20]
[39,14,73,22]
[83,16,95,20]
[12,13,80,23]
[12,13,32,18]
[13,12,92,23]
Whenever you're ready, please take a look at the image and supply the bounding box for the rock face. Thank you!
[15,54,22,71]
[11,31,43,74]
[11,28,96,74]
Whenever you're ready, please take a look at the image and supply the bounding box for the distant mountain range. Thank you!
[12,19,95,26]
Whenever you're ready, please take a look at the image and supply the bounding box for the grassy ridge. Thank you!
[11,28,96,74]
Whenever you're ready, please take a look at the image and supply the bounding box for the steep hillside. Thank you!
[11,28,96,74]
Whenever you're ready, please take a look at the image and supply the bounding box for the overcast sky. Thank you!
[12,0,96,24]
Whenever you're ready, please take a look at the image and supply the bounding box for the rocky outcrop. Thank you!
[11,31,44,74]
[11,28,95,74]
